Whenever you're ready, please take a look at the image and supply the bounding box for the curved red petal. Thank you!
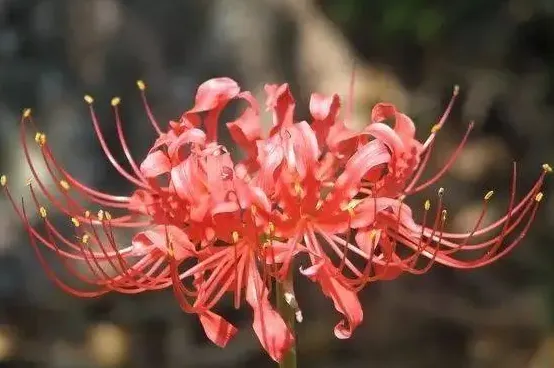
[265,83,295,134]
[199,311,238,348]
[246,264,294,362]
[139,150,171,178]
[227,107,261,153]
[371,102,416,139]
[188,77,240,113]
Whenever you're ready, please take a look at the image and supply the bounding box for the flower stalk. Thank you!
[276,270,297,368]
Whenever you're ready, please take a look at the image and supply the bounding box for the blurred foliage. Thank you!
[320,0,554,91]
[320,0,511,44]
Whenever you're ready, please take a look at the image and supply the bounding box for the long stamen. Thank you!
[25,185,145,292]
[409,121,474,194]
[23,111,132,213]
[429,163,548,239]
[167,231,196,313]
[136,80,163,135]
[410,208,447,274]
[84,96,149,188]
[423,85,459,150]
[111,97,149,183]
[232,231,241,309]
[20,198,108,297]
[336,206,355,275]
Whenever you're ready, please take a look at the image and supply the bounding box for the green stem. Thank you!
[276,271,297,368]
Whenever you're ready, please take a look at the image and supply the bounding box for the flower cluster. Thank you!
[2,77,549,362]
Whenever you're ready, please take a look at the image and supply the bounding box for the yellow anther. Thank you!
[535,192,544,202]
[60,180,70,191]
[71,217,80,227]
[111,97,121,106]
[105,211,112,221]
[35,132,45,145]
[0,175,6,187]
[342,199,362,213]
[368,229,378,241]
[232,231,240,243]
[39,206,47,218]
[97,209,104,221]
[438,187,445,197]
[137,80,146,91]
[84,210,91,218]
[25,177,33,186]
[453,85,460,96]
[543,163,552,173]
[23,108,31,118]
[424,199,431,211]
[81,233,90,244]
[431,124,441,134]
[34,132,46,147]
[484,190,494,200]
[84,95,94,104]
[441,209,447,221]
[315,199,324,210]
[294,181,302,196]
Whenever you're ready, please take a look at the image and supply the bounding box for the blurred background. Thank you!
[0,0,554,367]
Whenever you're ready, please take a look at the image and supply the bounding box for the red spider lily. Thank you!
[1,77,550,363]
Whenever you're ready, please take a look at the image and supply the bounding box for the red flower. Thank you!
[2,79,549,363]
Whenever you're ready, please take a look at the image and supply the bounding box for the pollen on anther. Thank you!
[294,181,302,197]
[111,97,121,107]
[34,132,47,146]
[441,209,448,221]
[453,85,460,96]
[342,199,362,213]
[105,211,112,221]
[232,231,240,243]
[97,210,104,221]
[484,190,494,200]
[71,217,80,227]
[424,199,431,211]
[0,175,6,187]
[23,108,32,118]
[137,80,146,91]
[81,233,90,244]
[84,95,94,104]
[39,207,47,218]
[368,229,378,241]
[535,192,544,202]
[60,180,70,191]
[438,187,445,197]
[543,163,552,173]
[431,124,441,134]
